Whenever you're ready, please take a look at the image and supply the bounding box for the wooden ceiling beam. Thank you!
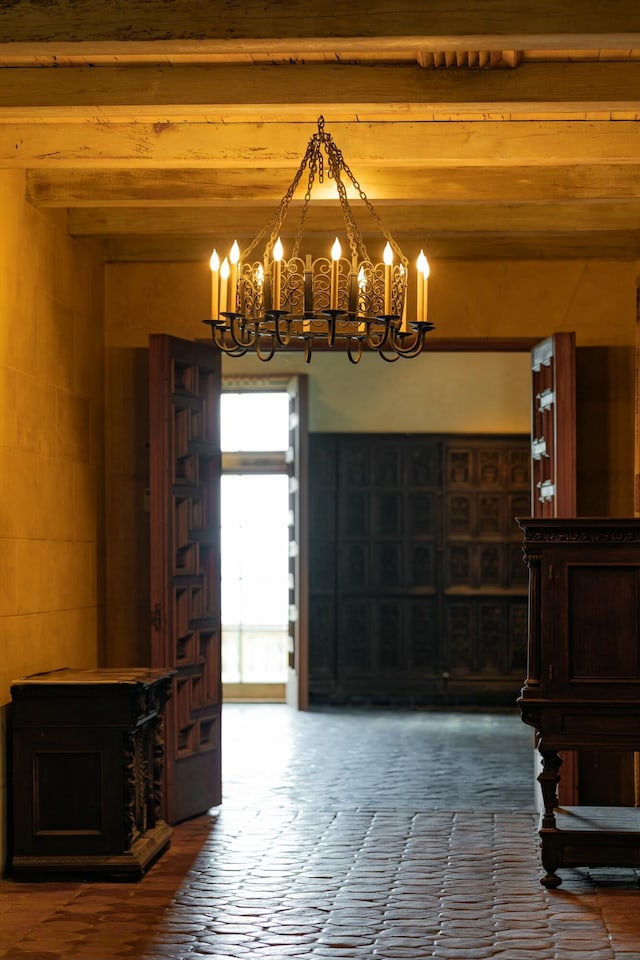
[0,1,637,48]
[102,231,640,263]
[28,163,640,207]
[67,200,640,239]
[5,120,640,169]
[1,62,639,120]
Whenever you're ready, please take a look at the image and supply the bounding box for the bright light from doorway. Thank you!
[221,474,290,683]
[220,392,289,452]
[220,389,291,688]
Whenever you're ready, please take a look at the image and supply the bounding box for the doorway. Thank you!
[220,388,291,701]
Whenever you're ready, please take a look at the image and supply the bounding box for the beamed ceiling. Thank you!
[1,1,640,261]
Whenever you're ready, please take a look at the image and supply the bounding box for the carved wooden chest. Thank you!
[10,667,173,878]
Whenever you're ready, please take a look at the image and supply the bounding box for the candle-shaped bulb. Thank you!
[399,263,407,330]
[210,248,221,319]
[416,249,429,323]
[383,242,393,315]
[218,257,230,320]
[330,238,341,309]
[355,265,367,324]
[227,241,240,314]
[417,249,430,279]
[272,238,283,310]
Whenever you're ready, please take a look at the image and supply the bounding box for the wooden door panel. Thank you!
[309,434,529,703]
[149,334,222,824]
[530,332,577,803]
[531,333,576,517]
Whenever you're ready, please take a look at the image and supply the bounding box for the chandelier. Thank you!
[203,116,434,364]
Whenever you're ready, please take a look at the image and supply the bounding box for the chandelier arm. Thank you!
[254,333,277,362]
[364,316,393,351]
[202,321,250,356]
[226,314,257,349]
[390,325,434,358]
[346,337,365,365]
[323,309,346,347]
[303,336,313,364]
[223,344,250,357]
[272,314,293,347]
[377,346,402,362]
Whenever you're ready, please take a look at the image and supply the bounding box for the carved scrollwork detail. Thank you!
[122,731,137,848]
[152,711,166,822]
[518,521,640,543]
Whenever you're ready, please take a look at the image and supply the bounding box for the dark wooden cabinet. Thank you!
[10,668,173,879]
[518,518,640,887]
[309,433,529,704]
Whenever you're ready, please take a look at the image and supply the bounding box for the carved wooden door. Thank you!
[530,333,576,516]
[286,375,309,709]
[149,334,222,824]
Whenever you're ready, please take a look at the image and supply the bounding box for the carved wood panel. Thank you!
[309,433,529,704]
[149,335,222,824]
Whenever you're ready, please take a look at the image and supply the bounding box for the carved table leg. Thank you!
[538,749,563,888]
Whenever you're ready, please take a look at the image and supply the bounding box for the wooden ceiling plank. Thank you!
[102,231,640,263]
[0,62,639,119]
[0,1,637,46]
[5,119,640,168]
[67,200,640,238]
[27,163,640,207]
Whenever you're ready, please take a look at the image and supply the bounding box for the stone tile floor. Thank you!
[0,704,639,959]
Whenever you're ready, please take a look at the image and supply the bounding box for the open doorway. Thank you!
[220,388,291,701]
[219,349,531,710]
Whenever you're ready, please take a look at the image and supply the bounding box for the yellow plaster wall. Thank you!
[0,170,104,866]
[103,256,638,666]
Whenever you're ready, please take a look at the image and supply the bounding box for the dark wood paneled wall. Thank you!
[309,433,530,705]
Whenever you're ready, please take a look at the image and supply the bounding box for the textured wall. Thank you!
[0,170,104,867]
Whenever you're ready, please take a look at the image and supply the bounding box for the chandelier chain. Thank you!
[339,153,407,266]
[292,143,320,260]
[324,135,369,263]
[241,137,315,263]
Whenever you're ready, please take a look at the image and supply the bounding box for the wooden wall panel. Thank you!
[309,432,529,704]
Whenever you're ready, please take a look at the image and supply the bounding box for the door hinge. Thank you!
[151,603,162,631]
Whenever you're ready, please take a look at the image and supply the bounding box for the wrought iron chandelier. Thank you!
[203,116,434,364]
